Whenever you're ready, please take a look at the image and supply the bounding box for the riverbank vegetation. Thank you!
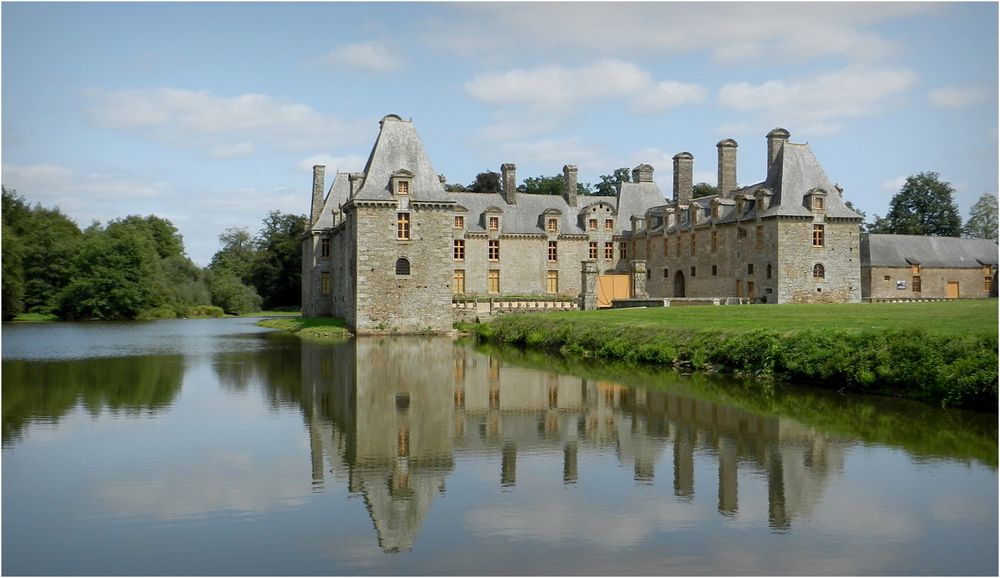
[479,343,997,467]
[256,316,351,340]
[475,300,998,410]
[2,188,304,321]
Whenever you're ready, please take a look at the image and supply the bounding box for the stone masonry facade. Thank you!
[303,115,867,333]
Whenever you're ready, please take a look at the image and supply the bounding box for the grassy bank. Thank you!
[476,300,998,410]
[256,316,351,340]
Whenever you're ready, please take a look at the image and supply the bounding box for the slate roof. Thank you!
[761,143,859,219]
[616,182,669,233]
[447,191,643,235]
[312,172,353,229]
[354,115,453,203]
[862,234,998,268]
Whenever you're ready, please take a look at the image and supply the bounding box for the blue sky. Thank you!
[3,2,997,265]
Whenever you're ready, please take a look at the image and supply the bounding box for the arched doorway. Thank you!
[674,270,686,297]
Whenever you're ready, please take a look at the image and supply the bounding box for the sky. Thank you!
[2,2,998,266]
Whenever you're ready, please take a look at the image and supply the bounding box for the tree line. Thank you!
[2,187,305,321]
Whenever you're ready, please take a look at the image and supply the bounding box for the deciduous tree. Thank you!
[963,193,998,241]
[869,172,961,237]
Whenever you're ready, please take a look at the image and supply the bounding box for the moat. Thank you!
[2,318,997,575]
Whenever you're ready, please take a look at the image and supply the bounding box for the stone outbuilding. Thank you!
[861,234,998,300]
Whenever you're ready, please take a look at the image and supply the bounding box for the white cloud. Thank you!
[928,86,990,109]
[465,59,706,116]
[717,66,918,135]
[881,176,907,192]
[85,87,368,154]
[295,153,365,174]
[319,41,400,73]
[425,4,933,66]
[2,162,165,202]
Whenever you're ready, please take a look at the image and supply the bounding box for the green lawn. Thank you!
[533,300,998,336]
[256,316,351,339]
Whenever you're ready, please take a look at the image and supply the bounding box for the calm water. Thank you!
[2,318,997,575]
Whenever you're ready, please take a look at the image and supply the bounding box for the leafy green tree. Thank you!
[467,171,501,194]
[248,211,306,310]
[210,227,256,280]
[963,193,998,241]
[845,200,868,233]
[57,223,161,320]
[692,182,719,197]
[593,168,631,196]
[2,221,25,319]
[206,270,262,314]
[518,175,563,196]
[869,172,962,236]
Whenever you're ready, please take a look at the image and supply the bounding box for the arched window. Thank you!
[396,258,411,276]
[813,263,825,279]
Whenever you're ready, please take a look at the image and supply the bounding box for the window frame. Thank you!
[813,263,825,279]
[395,258,411,277]
[812,224,825,247]
[453,239,465,261]
[397,212,411,240]
[547,240,558,262]
[488,239,500,261]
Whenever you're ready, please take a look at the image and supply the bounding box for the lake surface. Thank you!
[2,318,997,575]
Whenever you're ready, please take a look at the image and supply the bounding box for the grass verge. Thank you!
[475,300,998,410]
[256,316,352,340]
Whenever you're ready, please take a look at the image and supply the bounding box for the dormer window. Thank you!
[489,216,499,231]
[813,196,824,210]
[391,169,414,198]
[808,187,828,212]
[547,218,558,233]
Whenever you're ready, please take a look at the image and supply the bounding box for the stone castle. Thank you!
[302,115,864,333]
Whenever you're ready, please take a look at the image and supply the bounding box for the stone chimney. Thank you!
[717,139,738,195]
[348,172,363,200]
[631,163,654,183]
[672,152,693,205]
[563,164,578,207]
[766,128,790,177]
[501,163,517,205]
[311,165,325,225]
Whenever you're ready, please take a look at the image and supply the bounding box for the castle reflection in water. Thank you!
[298,337,847,553]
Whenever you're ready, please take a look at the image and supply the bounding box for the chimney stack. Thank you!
[766,128,789,178]
[717,139,738,195]
[501,163,517,205]
[311,165,326,226]
[672,152,693,205]
[631,163,654,183]
[563,165,578,207]
[348,172,363,199]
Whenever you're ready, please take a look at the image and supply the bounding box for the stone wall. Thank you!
[775,219,860,304]
[353,204,454,333]
[864,265,994,300]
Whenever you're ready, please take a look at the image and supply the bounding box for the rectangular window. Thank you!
[397,180,409,195]
[814,196,824,210]
[489,216,499,231]
[756,225,764,249]
[588,218,598,231]
[488,240,500,261]
[547,218,558,233]
[546,271,558,294]
[453,239,465,261]
[712,265,717,276]
[747,263,754,275]
[605,242,614,260]
[589,242,598,260]
[605,219,614,231]
[663,267,669,279]
[737,228,747,238]
[913,276,922,293]
[453,270,465,294]
[620,242,628,260]
[397,213,410,240]
[488,269,500,294]
[812,224,824,247]
[454,215,464,229]
[320,237,331,258]
[711,230,718,252]
[690,266,696,277]
[663,237,669,255]
[321,272,331,295]
[690,232,696,256]
[548,241,558,262]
